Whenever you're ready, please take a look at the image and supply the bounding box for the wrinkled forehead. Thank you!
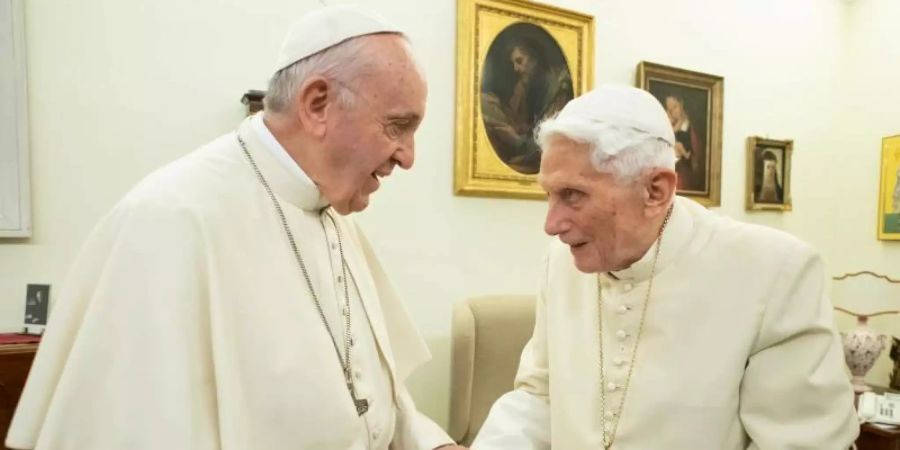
[539,140,597,186]
[357,38,426,106]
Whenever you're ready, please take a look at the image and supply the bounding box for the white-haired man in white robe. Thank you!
[6,5,465,450]
[472,85,858,449]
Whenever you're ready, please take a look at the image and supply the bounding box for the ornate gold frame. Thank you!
[636,62,723,207]
[745,136,793,211]
[878,134,900,241]
[454,0,594,200]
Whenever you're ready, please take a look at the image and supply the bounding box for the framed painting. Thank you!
[636,61,723,207]
[878,135,900,241]
[746,136,793,211]
[23,284,50,335]
[0,0,31,238]
[454,0,593,199]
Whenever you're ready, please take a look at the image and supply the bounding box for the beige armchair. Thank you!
[448,295,536,446]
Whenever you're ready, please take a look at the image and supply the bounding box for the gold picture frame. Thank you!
[454,0,594,199]
[746,136,793,211]
[878,134,900,240]
[636,62,723,207]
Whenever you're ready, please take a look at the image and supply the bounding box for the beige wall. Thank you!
[831,0,900,390]
[1,0,897,427]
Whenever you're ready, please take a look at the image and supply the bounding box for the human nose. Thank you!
[392,136,415,170]
[544,200,570,236]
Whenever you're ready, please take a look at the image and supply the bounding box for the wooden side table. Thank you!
[858,423,900,450]
[0,343,39,448]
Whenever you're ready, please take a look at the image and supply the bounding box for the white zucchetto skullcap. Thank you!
[273,4,403,73]
[556,85,676,147]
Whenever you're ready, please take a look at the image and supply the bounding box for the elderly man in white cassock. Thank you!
[6,5,465,450]
[472,85,859,450]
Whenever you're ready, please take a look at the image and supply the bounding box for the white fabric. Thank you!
[252,112,394,449]
[6,117,452,450]
[474,390,550,450]
[542,85,676,157]
[474,197,859,450]
[320,209,397,450]
[273,4,401,73]
[250,113,320,197]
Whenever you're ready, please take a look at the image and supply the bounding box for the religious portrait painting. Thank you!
[746,137,793,211]
[454,0,593,199]
[878,134,900,240]
[637,62,723,207]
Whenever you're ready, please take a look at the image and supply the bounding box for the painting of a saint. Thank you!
[481,22,573,175]
[648,83,709,193]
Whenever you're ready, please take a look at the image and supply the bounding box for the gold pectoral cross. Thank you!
[348,382,369,416]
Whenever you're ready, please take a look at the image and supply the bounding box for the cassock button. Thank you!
[354,384,370,406]
[353,368,362,380]
[607,382,618,391]
[614,357,626,366]
[372,431,379,441]
[616,305,630,315]
[337,275,343,283]
[331,242,338,250]
[616,330,628,341]
[605,410,616,419]
[623,283,633,292]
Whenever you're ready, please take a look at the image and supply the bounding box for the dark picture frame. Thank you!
[637,61,723,207]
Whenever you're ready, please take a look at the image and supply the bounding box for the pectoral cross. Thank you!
[348,382,369,416]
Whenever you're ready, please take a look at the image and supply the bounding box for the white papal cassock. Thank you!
[6,115,452,450]
[473,196,859,450]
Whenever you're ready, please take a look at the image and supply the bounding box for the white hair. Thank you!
[263,33,408,114]
[536,115,676,180]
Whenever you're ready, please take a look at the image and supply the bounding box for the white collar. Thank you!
[606,196,694,283]
[250,113,329,211]
[252,113,313,184]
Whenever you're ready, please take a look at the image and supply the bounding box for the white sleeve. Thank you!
[472,256,552,450]
[6,198,220,450]
[740,249,859,449]
[391,386,455,450]
[470,383,551,450]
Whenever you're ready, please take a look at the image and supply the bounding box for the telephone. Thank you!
[858,391,900,425]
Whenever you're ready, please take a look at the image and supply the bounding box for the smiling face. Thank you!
[318,35,428,214]
[539,136,652,273]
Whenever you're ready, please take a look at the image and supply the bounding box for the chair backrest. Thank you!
[448,295,536,446]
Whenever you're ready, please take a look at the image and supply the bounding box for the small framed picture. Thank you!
[24,284,50,334]
[878,134,900,240]
[746,136,793,211]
